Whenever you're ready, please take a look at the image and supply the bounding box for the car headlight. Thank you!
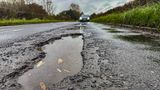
[79,17,82,20]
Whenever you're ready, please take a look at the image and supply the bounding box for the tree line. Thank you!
[0,0,81,20]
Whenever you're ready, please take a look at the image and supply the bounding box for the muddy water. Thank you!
[18,36,83,90]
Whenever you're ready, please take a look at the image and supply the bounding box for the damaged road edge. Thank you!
[0,26,83,90]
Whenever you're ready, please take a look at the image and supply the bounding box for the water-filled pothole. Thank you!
[115,35,160,46]
[18,36,83,90]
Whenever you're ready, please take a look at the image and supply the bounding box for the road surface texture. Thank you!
[0,22,160,90]
[0,22,77,47]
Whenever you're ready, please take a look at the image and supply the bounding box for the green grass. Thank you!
[0,19,65,26]
[92,3,160,30]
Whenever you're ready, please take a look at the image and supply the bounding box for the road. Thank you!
[0,22,160,90]
[0,22,77,46]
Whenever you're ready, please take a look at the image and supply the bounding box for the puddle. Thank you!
[103,28,116,31]
[66,26,81,30]
[108,30,123,33]
[103,27,140,34]
[116,35,152,43]
[115,34,160,48]
[103,28,130,34]
[64,24,87,31]
[94,23,160,52]
[116,35,153,43]
[153,59,160,65]
[144,47,160,51]
[18,36,83,90]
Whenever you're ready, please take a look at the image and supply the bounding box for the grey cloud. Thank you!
[36,0,128,14]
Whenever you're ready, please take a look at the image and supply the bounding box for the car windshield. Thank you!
[81,15,89,18]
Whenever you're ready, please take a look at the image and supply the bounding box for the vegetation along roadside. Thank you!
[91,1,160,31]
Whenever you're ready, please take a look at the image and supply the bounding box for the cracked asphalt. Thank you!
[0,22,160,90]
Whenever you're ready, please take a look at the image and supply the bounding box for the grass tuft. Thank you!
[92,3,160,30]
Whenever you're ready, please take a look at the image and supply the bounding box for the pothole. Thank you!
[18,35,83,90]
[65,26,87,31]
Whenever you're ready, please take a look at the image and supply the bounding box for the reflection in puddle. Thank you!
[103,28,116,31]
[80,26,85,30]
[108,30,123,33]
[103,28,129,33]
[66,26,82,30]
[64,24,87,31]
[115,34,160,51]
[116,35,156,44]
[145,47,160,52]
[153,59,160,65]
[94,23,160,52]
[18,36,83,90]
[116,35,154,43]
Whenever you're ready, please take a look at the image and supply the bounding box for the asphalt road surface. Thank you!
[0,22,77,45]
[0,22,160,90]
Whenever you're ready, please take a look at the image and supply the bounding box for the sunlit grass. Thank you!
[0,19,63,26]
[92,3,160,30]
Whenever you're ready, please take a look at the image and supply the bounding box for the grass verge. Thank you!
[0,19,65,26]
[91,3,160,31]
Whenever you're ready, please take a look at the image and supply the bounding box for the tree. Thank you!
[0,0,49,19]
[42,0,55,15]
[25,0,33,4]
[26,3,48,18]
[70,3,81,13]
[63,3,81,20]
[16,3,48,19]
[90,13,96,19]
[57,9,81,20]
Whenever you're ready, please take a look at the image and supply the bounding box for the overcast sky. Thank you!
[2,0,131,14]
[33,0,131,14]
[58,0,129,14]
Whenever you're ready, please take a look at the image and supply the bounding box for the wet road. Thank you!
[1,22,160,90]
[81,23,160,89]
[0,22,77,44]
